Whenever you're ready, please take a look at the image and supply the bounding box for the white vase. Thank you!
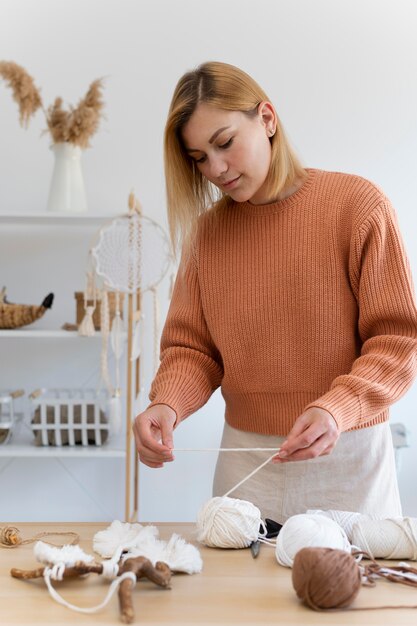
[46,142,88,212]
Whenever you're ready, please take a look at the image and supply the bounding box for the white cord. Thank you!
[172,447,281,498]
[43,567,136,614]
[173,447,281,452]
[223,451,279,497]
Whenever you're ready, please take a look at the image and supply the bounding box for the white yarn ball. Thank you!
[276,513,351,567]
[196,496,261,549]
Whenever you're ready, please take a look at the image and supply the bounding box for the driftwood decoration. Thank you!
[11,555,171,624]
[118,556,171,623]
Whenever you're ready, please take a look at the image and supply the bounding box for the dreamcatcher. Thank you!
[78,193,173,520]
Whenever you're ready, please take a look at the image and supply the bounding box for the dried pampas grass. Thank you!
[0,60,105,148]
[0,61,42,127]
[47,79,105,148]
[45,97,68,144]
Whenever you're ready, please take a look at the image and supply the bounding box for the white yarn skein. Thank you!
[306,509,417,559]
[351,517,417,560]
[275,514,351,567]
[306,508,377,540]
[196,497,262,549]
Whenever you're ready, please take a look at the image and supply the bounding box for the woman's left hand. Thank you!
[272,407,340,462]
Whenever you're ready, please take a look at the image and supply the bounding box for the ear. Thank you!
[257,101,276,134]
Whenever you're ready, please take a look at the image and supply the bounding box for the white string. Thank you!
[101,560,120,579]
[172,447,281,499]
[173,447,281,452]
[43,567,136,614]
[223,451,279,497]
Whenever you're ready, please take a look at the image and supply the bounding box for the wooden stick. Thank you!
[125,291,134,521]
[118,556,171,624]
[133,288,141,521]
[11,561,104,580]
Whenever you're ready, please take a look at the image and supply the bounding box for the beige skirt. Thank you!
[212,421,402,524]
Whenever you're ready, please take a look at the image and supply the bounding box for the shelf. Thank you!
[0,329,102,338]
[0,212,120,225]
[0,430,126,459]
[0,443,126,458]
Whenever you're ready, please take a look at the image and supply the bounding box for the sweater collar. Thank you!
[233,167,318,216]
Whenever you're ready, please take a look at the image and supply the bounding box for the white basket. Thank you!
[30,388,110,447]
[0,390,24,445]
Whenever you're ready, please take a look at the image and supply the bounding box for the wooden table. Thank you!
[1,522,416,625]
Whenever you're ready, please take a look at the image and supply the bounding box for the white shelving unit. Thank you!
[0,212,129,519]
[0,212,119,225]
[0,329,99,337]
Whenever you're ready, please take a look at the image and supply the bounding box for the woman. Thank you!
[133,61,417,522]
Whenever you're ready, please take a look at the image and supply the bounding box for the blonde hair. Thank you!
[164,61,306,258]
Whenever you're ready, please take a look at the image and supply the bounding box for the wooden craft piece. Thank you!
[11,555,171,624]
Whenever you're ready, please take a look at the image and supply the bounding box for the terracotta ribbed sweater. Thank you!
[148,168,417,434]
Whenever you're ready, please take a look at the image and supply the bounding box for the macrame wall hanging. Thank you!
[79,192,173,520]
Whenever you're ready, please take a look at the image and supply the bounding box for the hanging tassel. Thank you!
[78,270,97,337]
[78,306,96,337]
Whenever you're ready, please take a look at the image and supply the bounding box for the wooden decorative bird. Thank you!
[0,287,54,329]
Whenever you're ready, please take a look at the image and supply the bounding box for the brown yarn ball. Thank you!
[292,547,362,610]
[0,526,22,547]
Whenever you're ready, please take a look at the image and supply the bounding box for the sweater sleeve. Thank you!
[147,246,224,423]
[304,199,417,431]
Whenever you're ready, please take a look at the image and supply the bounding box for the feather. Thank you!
[108,391,122,436]
[110,312,125,359]
[130,312,144,361]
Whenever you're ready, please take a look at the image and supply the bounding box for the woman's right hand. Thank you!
[132,404,177,468]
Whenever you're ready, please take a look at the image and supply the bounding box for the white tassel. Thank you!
[78,269,97,336]
[34,541,94,567]
[110,308,125,359]
[93,521,203,574]
[78,306,96,337]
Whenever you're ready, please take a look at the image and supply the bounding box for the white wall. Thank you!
[1,0,416,522]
